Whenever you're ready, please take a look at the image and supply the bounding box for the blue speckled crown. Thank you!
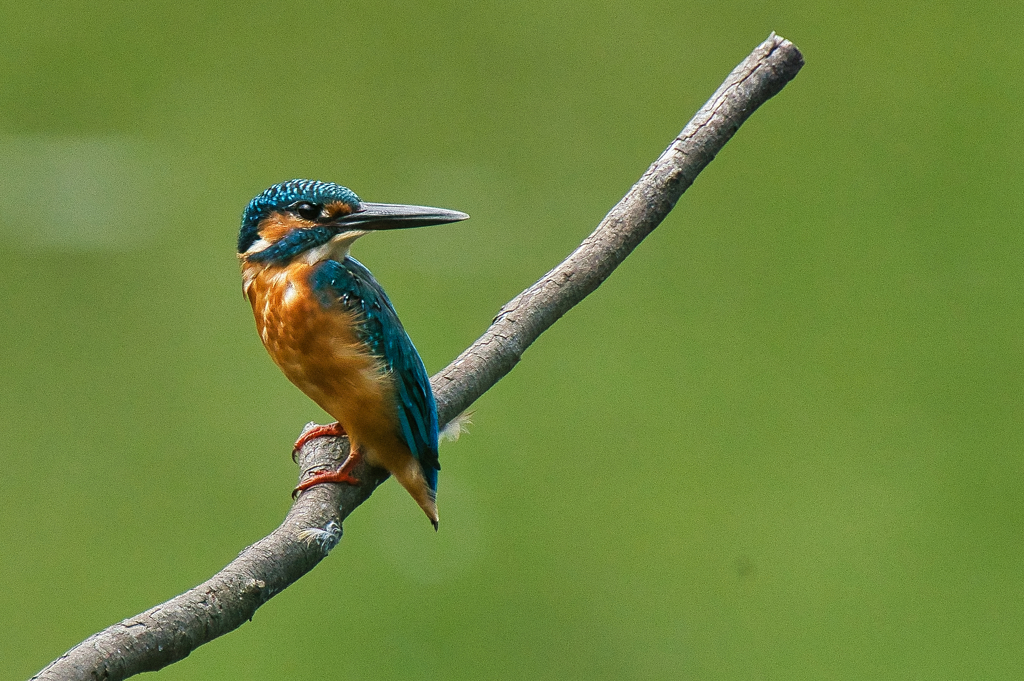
[238,179,361,253]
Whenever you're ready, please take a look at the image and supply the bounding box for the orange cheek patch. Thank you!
[258,213,308,243]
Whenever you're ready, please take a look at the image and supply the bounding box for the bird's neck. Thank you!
[239,258,305,304]
[239,231,363,287]
[301,232,362,265]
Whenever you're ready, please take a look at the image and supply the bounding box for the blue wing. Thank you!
[310,257,440,492]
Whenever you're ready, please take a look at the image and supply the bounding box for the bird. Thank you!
[237,179,468,529]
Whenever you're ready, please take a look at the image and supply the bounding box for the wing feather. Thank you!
[310,257,440,491]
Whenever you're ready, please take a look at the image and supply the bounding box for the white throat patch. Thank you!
[301,230,369,265]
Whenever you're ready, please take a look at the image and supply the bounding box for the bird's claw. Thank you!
[291,422,347,461]
[292,466,362,499]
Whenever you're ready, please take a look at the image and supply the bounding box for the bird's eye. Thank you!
[290,201,322,221]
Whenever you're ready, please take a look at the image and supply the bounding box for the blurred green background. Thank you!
[3,0,1022,678]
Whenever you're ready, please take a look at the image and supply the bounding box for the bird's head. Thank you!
[238,179,468,266]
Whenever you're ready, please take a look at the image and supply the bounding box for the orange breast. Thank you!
[242,261,401,455]
[241,257,438,524]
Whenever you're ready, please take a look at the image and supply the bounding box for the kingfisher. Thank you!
[238,179,468,529]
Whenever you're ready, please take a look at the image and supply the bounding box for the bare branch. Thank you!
[33,33,802,681]
[433,32,803,423]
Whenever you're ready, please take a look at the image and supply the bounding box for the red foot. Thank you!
[292,422,347,461]
[292,449,363,499]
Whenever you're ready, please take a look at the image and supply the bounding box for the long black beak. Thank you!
[331,202,469,230]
